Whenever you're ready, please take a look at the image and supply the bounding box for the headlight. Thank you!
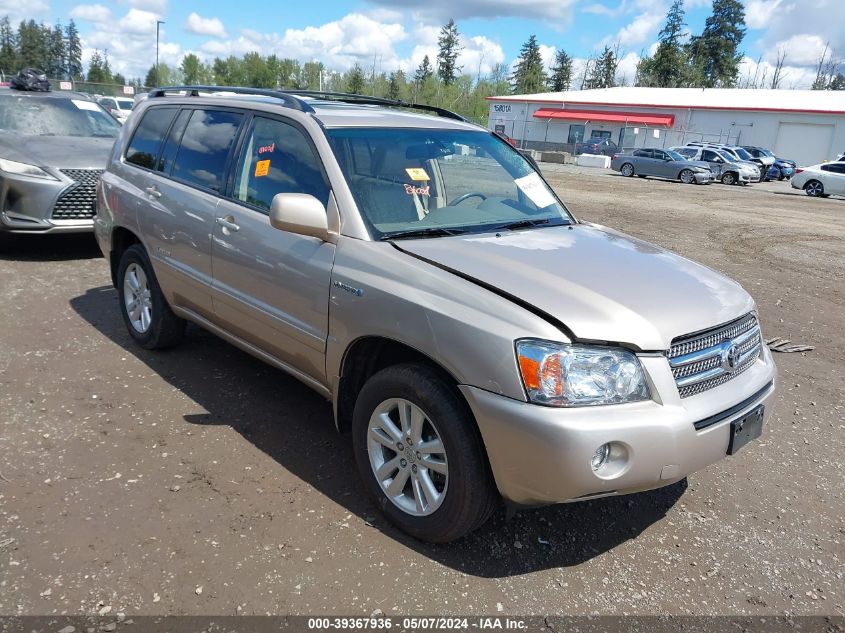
[516,340,650,407]
[0,158,58,180]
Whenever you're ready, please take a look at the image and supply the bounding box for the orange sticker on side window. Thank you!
[254,160,270,177]
[405,167,430,181]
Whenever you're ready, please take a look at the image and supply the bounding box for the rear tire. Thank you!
[721,172,737,186]
[804,180,824,197]
[352,364,498,542]
[117,244,185,349]
[620,163,635,177]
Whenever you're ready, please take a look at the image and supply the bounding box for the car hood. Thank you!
[0,133,115,169]
[394,224,754,351]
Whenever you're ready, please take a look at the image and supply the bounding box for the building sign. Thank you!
[59,81,73,90]
[494,124,506,134]
[123,85,135,95]
[492,104,512,113]
[653,129,660,138]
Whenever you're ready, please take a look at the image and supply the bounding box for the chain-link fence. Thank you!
[36,78,150,98]
[619,125,741,152]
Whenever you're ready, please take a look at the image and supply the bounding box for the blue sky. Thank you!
[2,0,843,89]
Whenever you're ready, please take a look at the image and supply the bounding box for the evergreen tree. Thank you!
[102,49,113,83]
[346,62,365,94]
[387,70,401,100]
[436,18,462,86]
[584,45,617,89]
[65,20,83,79]
[637,0,688,87]
[414,55,433,84]
[549,49,573,91]
[0,17,17,77]
[87,50,108,83]
[46,23,65,78]
[829,73,845,90]
[689,0,746,87]
[18,20,48,70]
[144,65,158,88]
[112,72,126,86]
[510,35,547,94]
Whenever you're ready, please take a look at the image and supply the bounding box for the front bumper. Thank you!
[694,172,713,184]
[460,347,777,506]
[0,170,97,234]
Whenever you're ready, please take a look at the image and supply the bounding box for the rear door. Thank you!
[701,149,725,177]
[820,163,845,194]
[210,113,336,385]
[139,106,244,319]
[633,149,655,175]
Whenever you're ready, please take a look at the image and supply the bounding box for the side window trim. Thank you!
[223,112,332,216]
[156,107,192,176]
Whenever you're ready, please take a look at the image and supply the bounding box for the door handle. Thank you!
[145,185,161,199]
[216,216,240,232]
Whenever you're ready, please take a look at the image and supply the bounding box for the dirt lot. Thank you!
[0,169,842,617]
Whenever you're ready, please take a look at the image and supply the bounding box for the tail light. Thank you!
[611,154,620,160]
[795,168,804,174]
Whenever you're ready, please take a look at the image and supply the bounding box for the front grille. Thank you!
[51,169,102,220]
[668,313,762,398]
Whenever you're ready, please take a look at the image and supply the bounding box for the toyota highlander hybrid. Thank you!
[94,87,778,542]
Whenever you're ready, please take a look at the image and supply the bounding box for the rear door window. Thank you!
[171,109,243,193]
[124,106,178,169]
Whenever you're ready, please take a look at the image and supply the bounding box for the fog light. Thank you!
[591,443,611,471]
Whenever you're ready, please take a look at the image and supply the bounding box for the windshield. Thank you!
[0,94,121,137]
[733,147,753,160]
[666,149,686,161]
[327,128,572,239]
[716,150,735,163]
[760,148,774,157]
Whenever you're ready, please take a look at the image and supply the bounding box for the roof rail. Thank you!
[283,90,469,122]
[147,85,315,113]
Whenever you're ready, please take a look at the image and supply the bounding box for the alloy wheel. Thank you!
[805,181,823,197]
[123,263,153,334]
[367,398,449,516]
[680,169,695,184]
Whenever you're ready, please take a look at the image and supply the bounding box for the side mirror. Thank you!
[269,193,329,241]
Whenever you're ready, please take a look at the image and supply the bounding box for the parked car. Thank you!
[0,87,121,235]
[95,86,777,542]
[672,146,756,185]
[576,136,618,156]
[610,148,713,184]
[791,162,845,197]
[98,96,134,124]
[741,146,792,180]
[686,143,762,181]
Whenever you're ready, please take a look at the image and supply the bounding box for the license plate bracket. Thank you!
[728,405,765,455]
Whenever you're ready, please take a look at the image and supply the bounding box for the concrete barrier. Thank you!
[576,154,611,168]
[539,151,572,164]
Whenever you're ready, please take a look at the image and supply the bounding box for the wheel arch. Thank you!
[109,226,143,288]
[335,336,463,434]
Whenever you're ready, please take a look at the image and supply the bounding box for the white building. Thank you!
[487,87,845,166]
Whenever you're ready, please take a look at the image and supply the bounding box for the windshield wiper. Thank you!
[494,218,565,231]
[381,227,466,241]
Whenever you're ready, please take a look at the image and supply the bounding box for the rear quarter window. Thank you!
[125,107,178,169]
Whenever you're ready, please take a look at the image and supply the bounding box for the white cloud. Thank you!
[184,12,226,38]
[0,0,49,22]
[616,51,641,85]
[767,34,830,67]
[743,0,786,30]
[119,0,167,12]
[614,12,664,47]
[539,44,557,72]
[70,4,111,23]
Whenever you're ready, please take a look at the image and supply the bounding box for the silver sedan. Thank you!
[611,148,713,184]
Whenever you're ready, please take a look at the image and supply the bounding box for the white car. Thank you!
[791,163,845,197]
[97,96,134,124]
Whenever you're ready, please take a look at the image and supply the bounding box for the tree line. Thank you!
[2,0,841,120]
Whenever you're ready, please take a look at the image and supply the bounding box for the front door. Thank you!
[210,114,336,385]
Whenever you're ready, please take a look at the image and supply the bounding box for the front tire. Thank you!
[804,180,824,197]
[352,364,498,542]
[117,244,185,349]
[721,172,737,186]
[679,169,695,184]
[620,163,635,177]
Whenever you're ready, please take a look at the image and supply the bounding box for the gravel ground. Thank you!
[0,168,842,617]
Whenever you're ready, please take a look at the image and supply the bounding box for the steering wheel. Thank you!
[448,191,487,206]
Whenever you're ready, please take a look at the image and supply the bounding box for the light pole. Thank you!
[155,20,165,86]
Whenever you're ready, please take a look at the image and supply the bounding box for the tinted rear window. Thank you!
[125,107,178,169]
[171,109,243,193]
